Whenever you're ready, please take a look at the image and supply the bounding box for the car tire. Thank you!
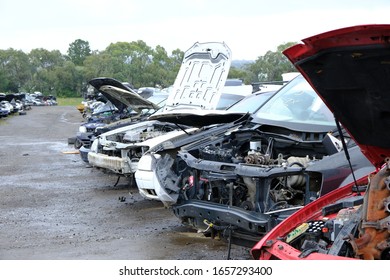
[74,138,83,149]
[67,137,76,145]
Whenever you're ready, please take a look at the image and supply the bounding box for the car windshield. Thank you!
[93,101,117,114]
[140,94,168,115]
[146,94,167,106]
[227,91,275,114]
[125,95,168,115]
[215,93,246,110]
[252,75,335,128]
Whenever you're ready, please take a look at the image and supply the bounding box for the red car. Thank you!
[251,24,390,260]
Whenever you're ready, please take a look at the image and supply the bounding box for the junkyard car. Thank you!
[251,24,390,260]
[135,90,276,204]
[157,74,374,247]
[0,100,12,116]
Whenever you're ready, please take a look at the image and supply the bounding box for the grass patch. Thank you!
[57,97,83,106]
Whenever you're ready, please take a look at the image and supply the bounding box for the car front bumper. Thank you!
[88,152,135,174]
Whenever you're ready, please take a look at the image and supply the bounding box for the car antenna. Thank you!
[334,116,361,196]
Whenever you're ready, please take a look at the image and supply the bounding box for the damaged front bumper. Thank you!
[135,153,178,205]
[87,151,137,175]
[172,200,298,246]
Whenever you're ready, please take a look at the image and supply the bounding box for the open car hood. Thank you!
[89,77,159,113]
[155,42,231,115]
[283,24,390,167]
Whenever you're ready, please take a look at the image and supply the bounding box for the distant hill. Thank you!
[231,60,254,69]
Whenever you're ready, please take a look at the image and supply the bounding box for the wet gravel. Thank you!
[0,106,251,260]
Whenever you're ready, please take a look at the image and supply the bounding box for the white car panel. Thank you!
[161,42,231,112]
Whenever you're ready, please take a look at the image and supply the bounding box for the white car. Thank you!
[0,100,14,114]
[134,90,277,205]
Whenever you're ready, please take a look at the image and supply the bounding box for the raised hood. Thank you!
[159,42,231,111]
[150,42,237,126]
[89,77,159,113]
[283,24,390,167]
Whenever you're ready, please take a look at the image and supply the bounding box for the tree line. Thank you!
[0,39,297,97]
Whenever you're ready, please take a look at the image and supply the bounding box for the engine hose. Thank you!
[287,161,305,168]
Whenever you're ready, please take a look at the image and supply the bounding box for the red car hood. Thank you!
[283,24,390,168]
[251,24,390,260]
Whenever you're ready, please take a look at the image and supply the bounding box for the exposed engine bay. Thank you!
[179,126,334,205]
[104,122,181,144]
[168,125,356,245]
[97,122,184,157]
[192,131,322,208]
[89,121,189,175]
[284,162,390,260]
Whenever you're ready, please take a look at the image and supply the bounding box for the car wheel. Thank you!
[74,138,83,149]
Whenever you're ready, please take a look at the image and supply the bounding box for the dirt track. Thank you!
[0,106,250,260]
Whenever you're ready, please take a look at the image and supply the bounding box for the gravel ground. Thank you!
[0,106,251,260]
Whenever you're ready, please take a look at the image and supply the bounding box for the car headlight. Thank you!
[90,139,99,153]
[79,125,87,133]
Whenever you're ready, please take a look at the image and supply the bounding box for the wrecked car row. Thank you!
[77,42,257,167]
[75,25,390,260]
[0,93,32,117]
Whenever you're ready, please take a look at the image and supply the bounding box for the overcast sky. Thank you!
[1,0,390,60]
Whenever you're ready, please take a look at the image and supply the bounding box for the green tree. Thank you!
[0,48,31,92]
[67,39,91,66]
[0,40,301,97]
[145,45,172,88]
[165,48,184,86]
[0,70,9,91]
[29,48,65,70]
[27,48,66,94]
[228,67,250,83]
[246,42,297,82]
[103,40,153,87]
[54,61,84,97]
[82,52,116,82]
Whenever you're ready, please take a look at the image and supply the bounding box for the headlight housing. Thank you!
[90,139,99,153]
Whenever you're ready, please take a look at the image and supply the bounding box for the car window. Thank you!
[254,75,335,126]
[146,95,166,105]
[227,91,275,113]
[140,95,168,114]
[216,93,246,110]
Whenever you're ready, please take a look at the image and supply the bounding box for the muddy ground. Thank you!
[0,106,251,260]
